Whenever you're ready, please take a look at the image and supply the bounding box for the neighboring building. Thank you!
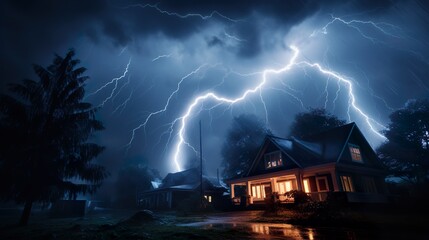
[137,168,226,209]
[226,123,388,205]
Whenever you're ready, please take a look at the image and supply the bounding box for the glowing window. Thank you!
[349,144,362,162]
[251,184,267,199]
[340,176,354,192]
[264,151,283,169]
[277,181,292,194]
[204,195,212,202]
[303,179,310,193]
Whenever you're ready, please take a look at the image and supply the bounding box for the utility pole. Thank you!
[199,120,203,208]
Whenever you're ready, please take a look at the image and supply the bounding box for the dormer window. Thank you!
[264,151,283,169]
[349,144,362,162]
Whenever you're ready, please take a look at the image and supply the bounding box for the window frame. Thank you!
[348,143,363,163]
[340,175,354,192]
[264,151,283,169]
[276,180,293,194]
[316,176,329,192]
[251,184,267,199]
[303,179,311,193]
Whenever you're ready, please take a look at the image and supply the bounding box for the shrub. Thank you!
[285,190,311,205]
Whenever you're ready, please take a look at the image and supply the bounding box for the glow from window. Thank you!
[303,179,310,193]
[349,145,362,162]
[277,181,292,194]
[252,184,266,199]
[265,151,283,169]
[204,195,212,202]
[341,176,354,192]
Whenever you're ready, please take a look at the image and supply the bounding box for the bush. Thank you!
[264,192,281,213]
[285,190,311,205]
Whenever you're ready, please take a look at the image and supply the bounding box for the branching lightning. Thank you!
[112,11,399,173]
[162,46,386,172]
[125,63,213,152]
[86,58,132,108]
[311,14,402,43]
[121,3,241,22]
[152,53,174,62]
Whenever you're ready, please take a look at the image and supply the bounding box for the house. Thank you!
[226,122,388,205]
[137,167,226,209]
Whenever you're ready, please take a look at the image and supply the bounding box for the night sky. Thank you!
[1,0,429,178]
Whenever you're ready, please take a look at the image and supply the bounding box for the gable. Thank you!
[245,122,383,177]
[301,123,354,163]
[337,124,383,169]
[247,137,300,177]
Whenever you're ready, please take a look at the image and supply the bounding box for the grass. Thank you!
[0,209,253,240]
[1,205,428,239]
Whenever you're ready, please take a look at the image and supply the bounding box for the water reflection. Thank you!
[249,223,313,239]
[179,221,321,239]
[176,211,362,239]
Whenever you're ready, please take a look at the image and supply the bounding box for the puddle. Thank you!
[176,212,363,239]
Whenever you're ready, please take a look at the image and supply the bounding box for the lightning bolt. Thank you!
[167,46,386,172]
[85,58,132,108]
[152,53,173,62]
[125,63,214,152]
[311,14,402,43]
[224,31,247,42]
[112,89,134,115]
[120,3,241,23]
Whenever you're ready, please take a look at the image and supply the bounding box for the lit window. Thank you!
[204,195,212,202]
[303,179,310,193]
[277,181,292,194]
[340,176,354,192]
[251,184,267,199]
[264,151,283,169]
[349,144,362,162]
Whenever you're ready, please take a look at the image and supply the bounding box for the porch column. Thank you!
[247,181,253,204]
[271,178,277,193]
[295,173,303,191]
[168,191,172,209]
[330,170,340,191]
[230,184,235,198]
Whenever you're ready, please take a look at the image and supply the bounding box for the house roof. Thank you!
[246,122,380,176]
[158,167,226,192]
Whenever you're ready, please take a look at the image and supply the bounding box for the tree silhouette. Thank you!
[377,99,429,185]
[289,108,346,138]
[0,50,107,225]
[221,114,270,179]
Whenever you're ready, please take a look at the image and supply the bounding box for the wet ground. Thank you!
[177,211,352,239]
[1,208,428,239]
[176,210,427,239]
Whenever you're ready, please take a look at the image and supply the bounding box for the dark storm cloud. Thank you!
[0,0,105,89]
[2,0,424,178]
[0,0,399,85]
[207,36,224,47]
[102,18,131,46]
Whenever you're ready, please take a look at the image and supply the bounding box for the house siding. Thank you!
[227,123,388,204]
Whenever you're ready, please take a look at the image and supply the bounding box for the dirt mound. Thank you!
[118,210,157,226]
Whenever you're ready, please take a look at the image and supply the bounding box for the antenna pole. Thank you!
[199,120,203,207]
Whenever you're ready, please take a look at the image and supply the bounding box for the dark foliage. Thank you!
[285,190,311,205]
[221,114,270,179]
[377,99,429,185]
[0,50,107,225]
[115,165,160,208]
[289,108,346,138]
